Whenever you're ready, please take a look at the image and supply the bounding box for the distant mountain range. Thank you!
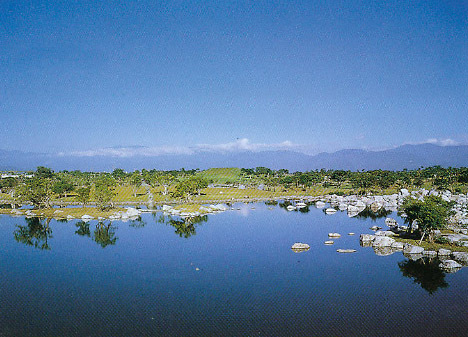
[1,144,467,172]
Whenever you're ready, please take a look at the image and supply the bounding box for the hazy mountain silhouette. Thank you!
[0,144,467,171]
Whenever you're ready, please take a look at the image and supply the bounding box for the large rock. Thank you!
[439,260,462,272]
[400,189,410,197]
[370,202,382,212]
[403,244,424,254]
[385,218,398,227]
[391,241,404,250]
[347,205,360,217]
[372,236,395,247]
[315,201,326,209]
[126,207,141,217]
[375,230,395,237]
[423,250,438,258]
[438,248,452,257]
[360,234,375,242]
[452,252,468,265]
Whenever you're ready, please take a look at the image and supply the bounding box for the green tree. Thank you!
[399,195,454,243]
[35,166,54,179]
[129,172,142,197]
[75,186,91,207]
[94,176,116,210]
[52,180,75,198]
[17,177,53,208]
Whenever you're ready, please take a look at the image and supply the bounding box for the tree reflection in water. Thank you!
[75,221,91,237]
[398,257,448,294]
[168,215,208,238]
[129,216,146,229]
[14,217,52,250]
[93,221,117,248]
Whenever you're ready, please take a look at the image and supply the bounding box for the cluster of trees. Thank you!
[2,165,467,210]
[240,166,468,193]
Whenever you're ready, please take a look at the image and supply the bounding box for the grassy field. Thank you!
[196,167,242,184]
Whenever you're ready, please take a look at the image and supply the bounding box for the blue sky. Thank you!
[1,0,467,155]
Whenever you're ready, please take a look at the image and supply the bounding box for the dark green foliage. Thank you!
[399,195,454,242]
[35,166,54,179]
[17,177,53,208]
[75,187,91,207]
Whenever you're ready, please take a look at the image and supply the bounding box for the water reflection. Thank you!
[398,258,448,294]
[75,221,91,237]
[168,215,208,239]
[14,217,52,250]
[278,200,311,213]
[129,216,146,229]
[93,222,118,248]
[355,207,392,221]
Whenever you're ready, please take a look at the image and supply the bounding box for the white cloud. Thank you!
[63,138,299,157]
[404,138,461,147]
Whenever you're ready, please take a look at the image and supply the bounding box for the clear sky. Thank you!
[1,0,467,155]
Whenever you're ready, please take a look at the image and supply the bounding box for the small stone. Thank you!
[291,242,310,252]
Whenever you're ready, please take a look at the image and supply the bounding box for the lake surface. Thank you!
[1,202,468,336]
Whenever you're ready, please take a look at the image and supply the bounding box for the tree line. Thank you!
[1,165,467,210]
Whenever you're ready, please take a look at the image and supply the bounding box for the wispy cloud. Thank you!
[62,138,299,157]
[404,138,461,147]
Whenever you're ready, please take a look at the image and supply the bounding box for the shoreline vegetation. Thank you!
[1,166,467,254]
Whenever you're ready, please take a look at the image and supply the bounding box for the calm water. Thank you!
[1,202,468,336]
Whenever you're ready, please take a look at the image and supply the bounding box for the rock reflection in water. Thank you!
[355,207,392,221]
[14,217,52,250]
[398,257,448,294]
